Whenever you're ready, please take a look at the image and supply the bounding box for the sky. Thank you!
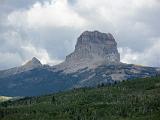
[0,0,160,70]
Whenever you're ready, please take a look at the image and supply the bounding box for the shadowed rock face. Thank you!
[56,31,120,73]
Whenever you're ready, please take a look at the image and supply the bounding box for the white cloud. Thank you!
[119,38,160,67]
[0,30,62,70]
[1,0,160,69]
[8,0,88,28]
[0,52,22,69]
[74,0,159,24]
[118,47,139,64]
[21,43,62,65]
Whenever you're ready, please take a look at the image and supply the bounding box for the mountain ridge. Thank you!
[0,57,42,78]
[55,31,120,73]
[0,30,159,96]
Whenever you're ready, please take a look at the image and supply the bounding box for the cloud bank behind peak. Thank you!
[0,0,160,69]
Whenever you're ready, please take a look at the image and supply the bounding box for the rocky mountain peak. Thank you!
[77,31,115,45]
[56,30,120,73]
[32,57,41,64]
[0,57,42,77]
[24,57,42,68]
[67,31,120,63]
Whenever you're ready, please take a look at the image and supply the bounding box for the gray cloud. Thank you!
[0,0,160,70]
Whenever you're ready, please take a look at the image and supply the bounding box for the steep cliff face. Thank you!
[56,31,120,73]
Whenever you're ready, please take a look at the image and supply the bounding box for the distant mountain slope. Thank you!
[0,67,79,96]
[0,57,42,78]
[0,63,159,96]
[0,31,159,96]
[0,76,160,120]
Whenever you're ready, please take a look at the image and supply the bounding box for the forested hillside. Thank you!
[0,76,160,120]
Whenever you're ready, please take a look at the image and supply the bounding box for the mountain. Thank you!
[0,30,159,96]
[0,57,42,78]
[55,31,120,73]
[23,57,42,70]
[1,76,160,120]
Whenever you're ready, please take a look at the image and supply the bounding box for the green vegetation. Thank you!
[0,76,160,120]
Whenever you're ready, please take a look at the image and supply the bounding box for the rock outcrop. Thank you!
[56,31,120,73]
[0,57,42,77]
[23,57,42,70]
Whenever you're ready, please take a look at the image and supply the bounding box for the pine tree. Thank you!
[51,96,55,104]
